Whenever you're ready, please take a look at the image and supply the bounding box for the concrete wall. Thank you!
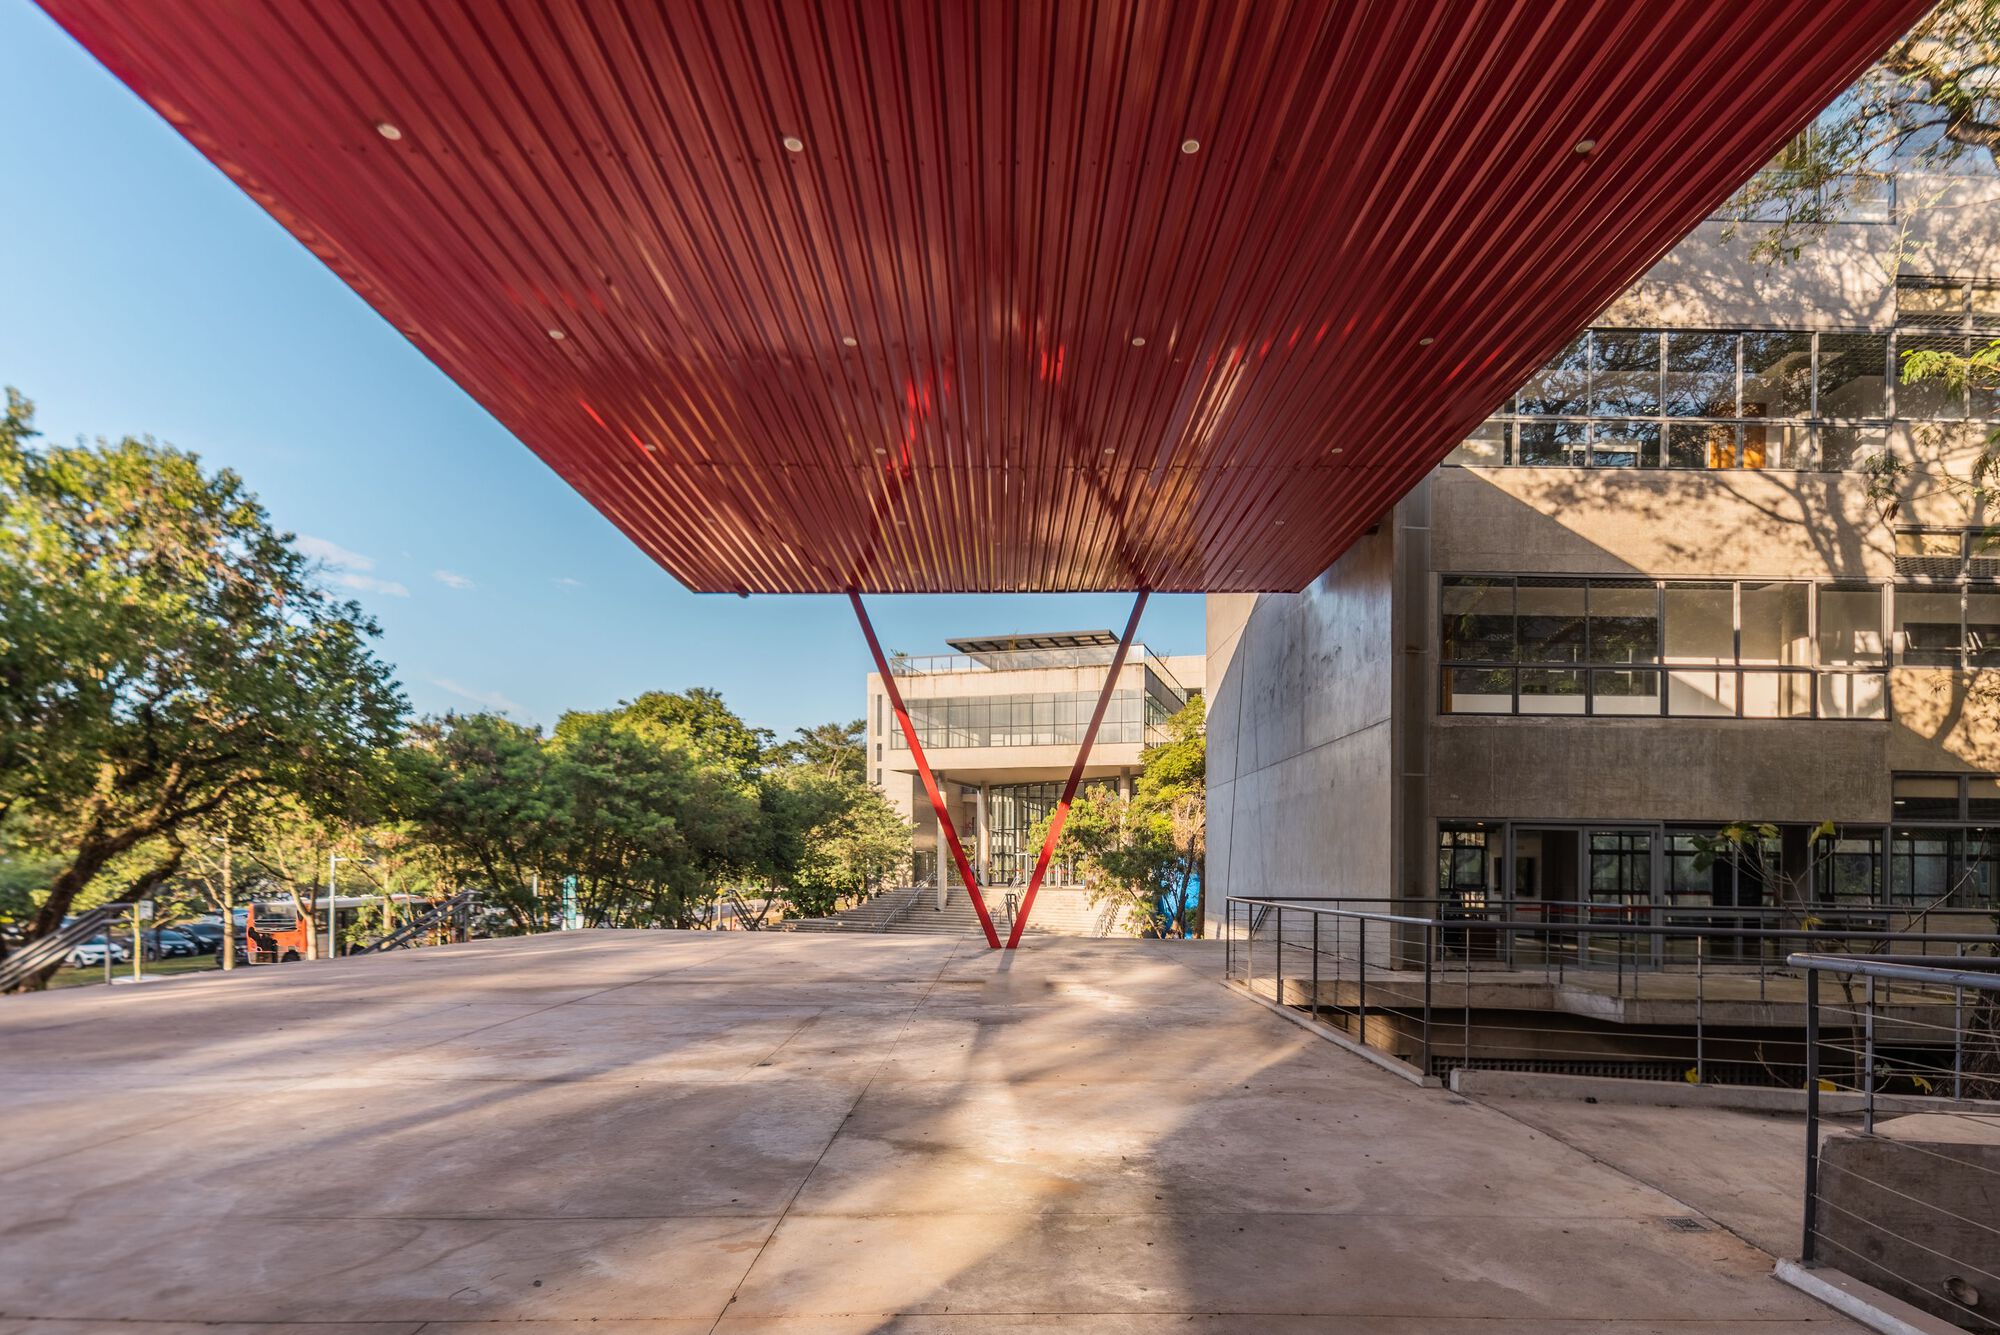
[1204,524,1401,927]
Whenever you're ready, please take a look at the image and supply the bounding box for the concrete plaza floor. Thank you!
[0,930,1863,1332]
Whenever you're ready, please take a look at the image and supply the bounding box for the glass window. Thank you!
[1895,529,1965,581]
[1740,332,1813,419]
[1591,330,1660,416]
[1815,423,1885,471]
[1588,580,1659,664]
[1816,829,1885,905]
[1663,582,1734,662]
[1590,668,1661,715]
[1817,332,1889,418]
[1517,580,1586,662]
[1443,667,1514,714]
[1589,421,1660,467]
[1970,778,2000,822]
[1897,332,1967,419]
[1818,586,1884,665]
[1447,419,1507,466]
[1740,671,1814,719]
[1441,577,1514,661]
[1739,582,1810,666]
[1894,775,1962,820]
[1819,671,1887,719]
[1967,589,2000,667]
[1519,334,1589,416]
[1515,420,1587,466]
[1896,587,1964,665]
[1518,667,1586,714]
[1664,332,1737,416]
[1667,421,1738,469]
[1890,829,1958,904]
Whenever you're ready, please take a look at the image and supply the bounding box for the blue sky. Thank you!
[0,3,1203,740]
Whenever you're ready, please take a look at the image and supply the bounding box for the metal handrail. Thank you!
[0,904,134,993]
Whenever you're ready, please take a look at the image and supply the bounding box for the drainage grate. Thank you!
[1663,1217,1711,1232]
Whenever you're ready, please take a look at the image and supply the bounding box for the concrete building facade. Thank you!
[1208,173,2000,938]
[867,632,1202,903]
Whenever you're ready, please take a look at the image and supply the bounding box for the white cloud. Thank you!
[433,569,475,590]
[297,534,410,597]
[553,576,584,588]
[430,677,523,715]
[295,534,376,570]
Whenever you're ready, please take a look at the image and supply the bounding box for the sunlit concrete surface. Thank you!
[0,931,1863,1332]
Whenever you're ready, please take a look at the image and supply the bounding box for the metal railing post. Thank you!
[1357,917,1369,1048]
[1311,911,1320,1024]
[1695,933,1706,1085]
[1863,973,1877,1135]
[1276,904,1285,1004]
[1955,943,1966,1101]
[1423,920,1435,1078]
[1803,966,1821,1265]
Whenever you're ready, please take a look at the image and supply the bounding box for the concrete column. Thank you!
[935,779,948,910]
[1120,769,1132,801]
[974,784,990,886]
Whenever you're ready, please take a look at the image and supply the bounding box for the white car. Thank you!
[66,936,132,968]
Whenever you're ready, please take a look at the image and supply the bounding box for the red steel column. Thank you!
[850,591,1002,950]
[1004,590,1149,950]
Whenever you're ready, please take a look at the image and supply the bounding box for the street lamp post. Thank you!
[326,854,370,960]
[209,834,234,971]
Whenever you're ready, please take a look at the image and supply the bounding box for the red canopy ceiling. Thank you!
[41,1,1923,593]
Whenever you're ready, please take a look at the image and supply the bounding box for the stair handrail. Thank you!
[358,889,478,954]
[0,903,134,993]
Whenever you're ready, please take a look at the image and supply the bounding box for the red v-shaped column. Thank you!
[850,591,1001,950]
[1005,590,1148,950]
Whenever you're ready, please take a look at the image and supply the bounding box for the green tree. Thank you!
[760,768,909,918]
[1032,696,1206,937]
[558,688,772,785]
[771,718,867,780]
[397,713,566,928]
[1726,0,1998,262]
[0,393,405,988]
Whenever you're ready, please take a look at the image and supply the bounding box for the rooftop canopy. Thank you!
[40,0,1927,593]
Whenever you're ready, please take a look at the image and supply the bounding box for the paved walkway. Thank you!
[0,931,1859,1332]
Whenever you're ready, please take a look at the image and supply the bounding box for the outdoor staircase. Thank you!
[357,890,478,954]
[0,903,133,992]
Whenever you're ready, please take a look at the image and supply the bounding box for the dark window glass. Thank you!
[1442,667,1514,714]
[1970,779,2000,822]
[1890,829,1958,903]
[1441,577,1515,661]
[1591,330,1660,416]
[1587,580,1659,664]
[1515,420,1587,466]
[1589,421,1660,467]
[1519,335,1589,416]
[1896,586,1964,664]
[1518,667,1586,713]
[1815,829,1884,905]
[1816,423,1885,470]
[1666,421,1738,469]
[1894,775,1962,820]
[1817,332,1889,418]
[1664,332,1737,416]
[1517,580,1587,663]
[1590,669,1661,715]
[1741,332,1813,419]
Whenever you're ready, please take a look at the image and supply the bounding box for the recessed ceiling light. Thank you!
[1131,336,1146,347]
[374,121,403,141]
[1574,138,1597,155]
[782,135,805,153]
[1418,337,1435,346]
[1180,139,1200,154]
[842,336,859,348]
[873,447,887,455]
[547,329,566,340]
[1330,447,1344,454]
[1274,519,1286,525]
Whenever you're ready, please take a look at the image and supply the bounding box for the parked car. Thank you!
[66,936,131,968]
[139,928,200,960]
[174,922,225,954]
